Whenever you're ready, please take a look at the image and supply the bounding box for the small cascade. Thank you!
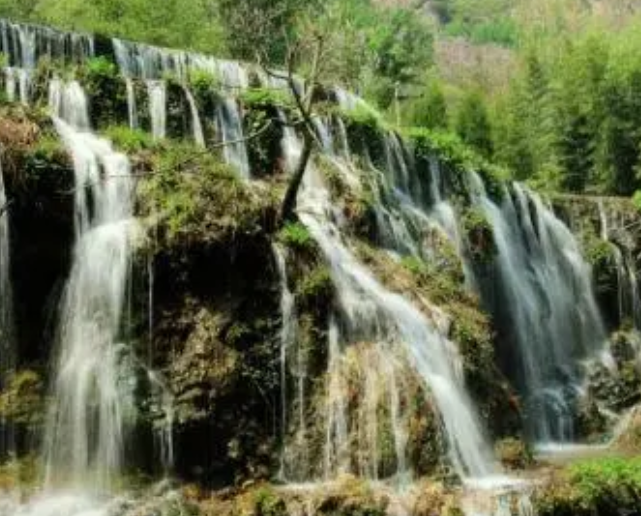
[114,36,252,176]
[4,67,30,105]
[341,109,605,445]
[272,244,308,481]
[215,97,250,179]
[468,177,605,443]
[125,79,138,130]
[0,19,94,106]
[0,154,15,459]
[147,371,175,475]
[597,200,641,329]
[44,78,139,489]
[0,19,94,67]
[184,86,205,147]
[147,81,167,140]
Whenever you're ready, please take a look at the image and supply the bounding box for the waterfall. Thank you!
[147,81,167,140]
[0,19,94,106]
[184,86,205,147]
[114,37,251,176]
[277,115,497,479]
[215,98,250,179]
[44,78,138,489]
[273,244,309,481]
[336,103,605,445]
[0,154,15,459]
[597,200,641,329]
[467,178,605,442]
[125,79,138,130]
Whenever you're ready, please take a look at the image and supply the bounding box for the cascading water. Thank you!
[0,154,15,459]
[597,199,641,329]
[147,81,167,141]
[273,244,310,481]
[184,86,205,147]
[0,19,94,105]
[215,98,250,179]
[467,177,605,443]
[44,78,138,489]
[113,37,251,176]
[339,103,606,445]
[279,117,497,480]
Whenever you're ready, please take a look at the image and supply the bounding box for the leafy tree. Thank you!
[456,91,493,157]
[405,79,449,130]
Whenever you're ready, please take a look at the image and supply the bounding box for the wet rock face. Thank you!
[552,195,641,330]
[0,108,75,366]
[148,232,281,485]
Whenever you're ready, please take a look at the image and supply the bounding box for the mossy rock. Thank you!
[494,437,533,470]
[0,369,45,428]
[461,207,497,263]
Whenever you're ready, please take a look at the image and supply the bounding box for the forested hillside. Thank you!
[5,0,641,199]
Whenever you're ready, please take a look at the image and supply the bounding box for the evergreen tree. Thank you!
[456,91,493,157]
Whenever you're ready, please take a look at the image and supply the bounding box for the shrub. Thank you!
[241,87,291,109]
[104,125,154,153]
[86,56,118,78]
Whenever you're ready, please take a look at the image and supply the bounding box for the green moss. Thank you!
[138,141,276,246]
[297,266,333,310]
[399,254,461,305]
[633,190,641,212]
[253,486,288,516]
[0,370,45,428]
[278,222,313,250]
[0,455,40,491]
[407,128,508,202]
[495,437,533,470]
[461,207,497,263]
[189,69,220,97]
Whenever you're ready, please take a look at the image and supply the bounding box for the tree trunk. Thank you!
[281,130,313,222]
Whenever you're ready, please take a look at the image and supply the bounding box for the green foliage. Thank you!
[340,102,382,131]
[277,222,312,250]
[570,457,641,506]
[297,266,333,308]
[462,207,496,262]
[404,80,449,130]
[104,125,154,153]
[138,141,272,244]
[240,88,291,110]
[189,69,219,95]
[455,91,493,158]
[536,457,641,515]
[86,55,117,78]
[32,0,227,56]
[253,487,287,516]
